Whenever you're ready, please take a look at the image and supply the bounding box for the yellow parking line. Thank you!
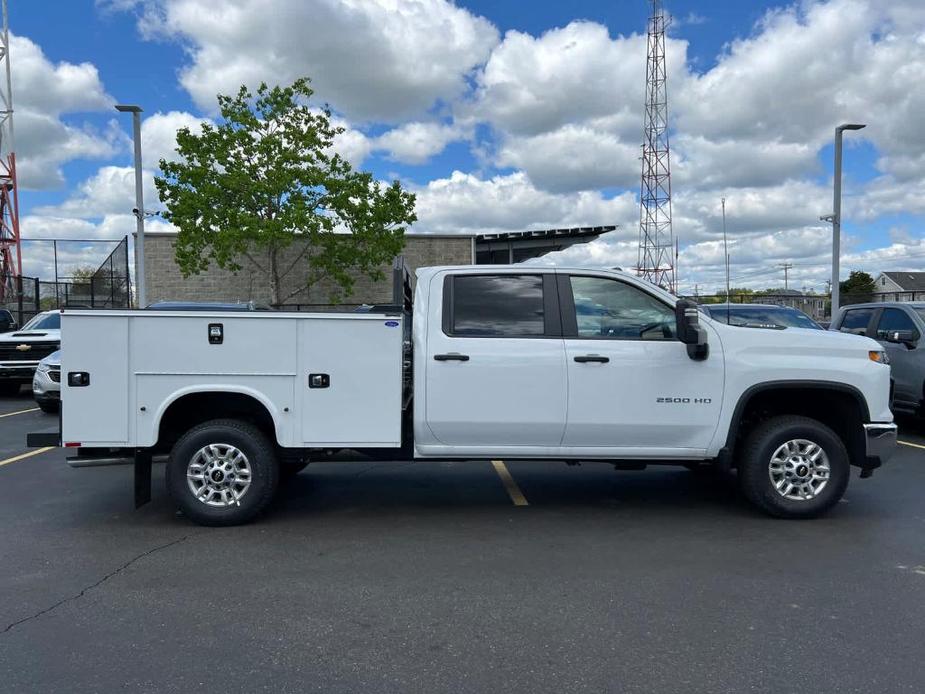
[0,407,39,419]
[0,446,54,468]
[491,460,529,506]
[899,440,925,451]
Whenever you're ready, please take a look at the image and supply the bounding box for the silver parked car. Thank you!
[32,349,60,413]
[830,302,925,417]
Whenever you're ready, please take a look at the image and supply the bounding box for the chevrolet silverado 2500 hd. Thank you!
[30,265,897,526]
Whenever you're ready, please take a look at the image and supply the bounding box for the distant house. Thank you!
[874,272,925,300]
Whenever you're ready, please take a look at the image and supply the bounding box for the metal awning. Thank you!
[474,226,616,264]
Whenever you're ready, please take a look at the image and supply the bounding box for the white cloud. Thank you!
[140,110,212,169]
[11,34,116,189]
[472,22,672,137]
[374,122,464,165]
[138,0,498,122]
[496,124,640,193]
[33,166,160,219]
[413,170,637,235]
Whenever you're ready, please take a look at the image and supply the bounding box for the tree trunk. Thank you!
[268,246,281,306]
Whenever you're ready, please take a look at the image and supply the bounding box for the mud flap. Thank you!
[134,448,152,508]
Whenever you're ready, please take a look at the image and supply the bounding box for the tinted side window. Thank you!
[838,308,874,336]
[569,276,675,340]
[876,308,920,339]
[451,275,546,337]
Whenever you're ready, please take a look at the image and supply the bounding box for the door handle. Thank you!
[434,353,470,361]
[574,355,609,363]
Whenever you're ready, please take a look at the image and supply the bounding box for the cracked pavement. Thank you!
[1,393,924,693]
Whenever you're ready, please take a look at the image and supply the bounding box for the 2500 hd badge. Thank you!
[656,397,712,404]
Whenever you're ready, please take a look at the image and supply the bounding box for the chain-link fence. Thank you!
[1,236,131,327]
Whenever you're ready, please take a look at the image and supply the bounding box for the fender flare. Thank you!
[721,380,870,452]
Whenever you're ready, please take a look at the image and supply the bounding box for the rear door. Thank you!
[559,273,723,453]
[424,272,567,447]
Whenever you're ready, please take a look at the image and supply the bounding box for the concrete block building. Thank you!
[141,226,614,308]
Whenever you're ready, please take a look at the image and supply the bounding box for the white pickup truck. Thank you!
[29,264,897,526]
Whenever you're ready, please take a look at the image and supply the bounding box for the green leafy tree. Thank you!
[839,270,877,305]
[155,78,416,305]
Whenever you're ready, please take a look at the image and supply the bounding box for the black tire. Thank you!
[166,419,279,527]
[0,382,20,396]
[37,400,59,414]
[738,415,849,519]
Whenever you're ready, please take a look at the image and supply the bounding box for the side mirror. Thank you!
[884,330,918,348]
[675,299,709,360]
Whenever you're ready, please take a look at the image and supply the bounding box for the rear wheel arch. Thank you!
[155,388,281,450]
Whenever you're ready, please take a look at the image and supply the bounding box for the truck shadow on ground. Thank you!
[268,460,768,521]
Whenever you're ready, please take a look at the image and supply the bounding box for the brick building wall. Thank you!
[141,232,474,307]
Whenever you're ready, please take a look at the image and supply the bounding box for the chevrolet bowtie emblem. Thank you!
[15,344,30,351]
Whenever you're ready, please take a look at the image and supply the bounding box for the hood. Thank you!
[38,350,61,367]
[0,329,61,342]
[707,319,882,354]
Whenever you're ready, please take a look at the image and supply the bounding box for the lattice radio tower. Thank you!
[636,0,675,292]
[0,0,21,301]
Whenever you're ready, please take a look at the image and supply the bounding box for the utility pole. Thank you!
[823,123,866,314]
[636,0,675,293]
[115,104,146,307]
[778,263,793,290]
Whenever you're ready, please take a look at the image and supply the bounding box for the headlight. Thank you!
[868,350,889,365]
[36,362,52,373]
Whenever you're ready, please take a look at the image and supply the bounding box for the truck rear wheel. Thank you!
[738,415,849,519]
[166,419,279,526]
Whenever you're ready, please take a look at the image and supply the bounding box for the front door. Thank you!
[873,307,921,407]
[424,272,567,448]
[559,273,724,454]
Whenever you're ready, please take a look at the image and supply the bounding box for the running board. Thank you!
[66,454,167,468]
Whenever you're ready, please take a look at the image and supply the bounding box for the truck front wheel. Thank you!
[738,415,849,519]
[166,419,279,526]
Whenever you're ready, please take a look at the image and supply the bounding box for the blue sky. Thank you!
[8,0,925,292]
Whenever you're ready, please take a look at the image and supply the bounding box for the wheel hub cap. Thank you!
[768,438,830,501]
[187,443,252,507]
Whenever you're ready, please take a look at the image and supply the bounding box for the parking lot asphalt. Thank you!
[0,389,924,693]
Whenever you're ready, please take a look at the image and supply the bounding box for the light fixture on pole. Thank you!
[824,123,866,315]
[115,104,146,308]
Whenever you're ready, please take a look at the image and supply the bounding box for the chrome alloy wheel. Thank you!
[768,438,830,501]
[186,443,252,507]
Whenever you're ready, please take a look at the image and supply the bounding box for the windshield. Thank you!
[21,313,60,331]
[709,306,821,330]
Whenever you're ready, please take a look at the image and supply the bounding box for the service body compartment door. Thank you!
[61,313,130,445]
[299,316,403,447]
[424,273,567,447]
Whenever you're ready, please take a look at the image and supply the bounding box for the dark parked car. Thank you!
[146,301,274,311]
[702,303,823,330]
[0,308,17,333]
[830,302,925,417]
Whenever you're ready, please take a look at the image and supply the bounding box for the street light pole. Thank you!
[829,123,866,315]
[115,104,145,308]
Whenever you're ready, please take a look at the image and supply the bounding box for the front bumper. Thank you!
[863,423,898,467]
[32,367,60,398]
[0,363,39,381]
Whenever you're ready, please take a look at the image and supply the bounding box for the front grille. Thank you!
[0,341,59,363]
[49,369,60,383]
